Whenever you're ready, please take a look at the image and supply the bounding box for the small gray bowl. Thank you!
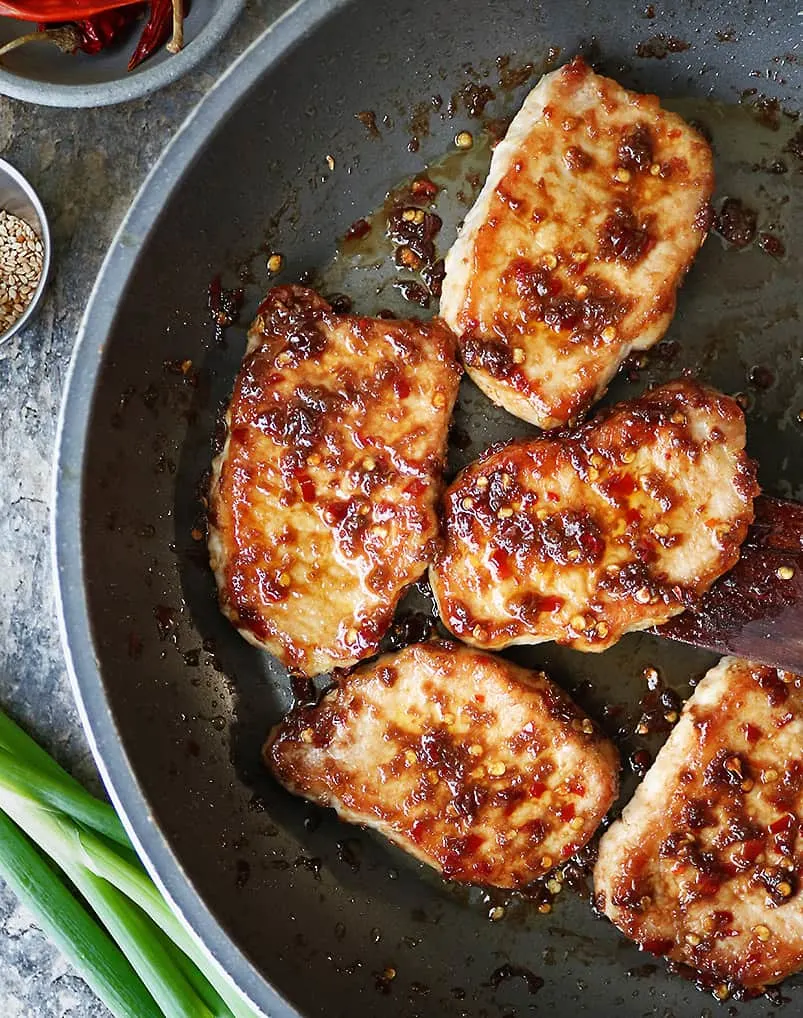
[0,157,50,345]
[0,0,245,108]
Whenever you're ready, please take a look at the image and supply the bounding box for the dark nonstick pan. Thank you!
[54,1,802,1015]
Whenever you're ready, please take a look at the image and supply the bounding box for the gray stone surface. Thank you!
[0,1,287,1012]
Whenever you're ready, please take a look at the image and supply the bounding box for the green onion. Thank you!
[0,707,264,1018]
[0,810,163,1018]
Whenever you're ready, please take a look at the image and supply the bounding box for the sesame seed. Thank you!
[649,162,661,176]
[601,326,616,342]
[455,130,474,149]
[652,522,670,537]
[569,816,584,830]
[363,456,376,471]
[301,728,314,743]
[468,743,484,756]
[497,507,513,518]
[597,622,610,638]
[267,253,284,274]
[741,779,754,792]
[461,496,474,510]
[762,768,779,783]
[777,565,795,580]
[543,253,558,270]
[512,346,526,364]
[576,284,589,298]
[547,878,563,893]
[753,924,771,941]
[614,167,631,183]
[475,476,489,489]
[635,587,651,604]
[541,855,553,870]
[714,985,730,1001]
[306,453,322,466]
[488,905,506,921]
[571,614,587,631]
[488,760,506,777]
[685,932,701,946]
[404,749,417,765]
[278,572,291,587]
[778,881,793,897]
[0,211,43,335]
[402,207,425,224]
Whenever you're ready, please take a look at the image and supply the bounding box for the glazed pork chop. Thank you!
[266,640,619,888]
[595,657,803,993]
[430,380,757,653]
[440,56,714,428]
[209,286,461,677]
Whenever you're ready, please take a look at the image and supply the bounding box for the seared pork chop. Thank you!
[595,657,803,992]
[440,56,714,428]
[430,380,757,653]
[266,640,619,887]
[209,286,461,677]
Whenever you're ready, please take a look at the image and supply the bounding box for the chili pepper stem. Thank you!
[0,26,80,59]
[165,0,183,54]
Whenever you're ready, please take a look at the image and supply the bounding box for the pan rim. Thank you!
[51,2,352,1015]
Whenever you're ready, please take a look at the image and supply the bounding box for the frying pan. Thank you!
[53,1,802,1015]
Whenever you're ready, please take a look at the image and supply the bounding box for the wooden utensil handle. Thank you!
[654,496,803,672]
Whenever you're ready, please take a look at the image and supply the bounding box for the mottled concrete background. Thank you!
[0,2,285,1012]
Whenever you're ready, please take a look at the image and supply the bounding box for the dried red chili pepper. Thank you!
[69,5,144,53]
[128,0,184,69]
[0,0,135,21]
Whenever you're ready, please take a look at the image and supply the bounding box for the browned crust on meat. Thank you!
[209,285,462,676]
[266,640,619,888]
[430,379,758,652]
[595,657,803,991]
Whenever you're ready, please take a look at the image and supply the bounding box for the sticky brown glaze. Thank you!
[595,657,803,991]
[265,640,619,887]
[209,286,462,676]
[440,56,714,428]
[429,380,758,653]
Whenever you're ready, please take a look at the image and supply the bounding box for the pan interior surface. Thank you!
[58,1,802,1015]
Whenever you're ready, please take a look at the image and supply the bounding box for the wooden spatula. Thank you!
[654,496,803,673]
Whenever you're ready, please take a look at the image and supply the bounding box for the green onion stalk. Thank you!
[0,707,263,1018]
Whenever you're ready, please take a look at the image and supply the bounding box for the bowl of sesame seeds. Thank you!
[0,157,49,344]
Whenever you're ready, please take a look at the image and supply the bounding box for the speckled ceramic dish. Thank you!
[0,0,244,107]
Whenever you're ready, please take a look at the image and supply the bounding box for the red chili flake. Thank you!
[546,491,560,502]
[411,177,439,200]
[489,547,512,579]
[297,475,315,502]
[530,781,547,798]
[410,819,428,844]
[770,814,795,835]
[539,596,564,613]
[405,478,427,496]
[567,778,586,796]
[556,802,576,821]
[393,376,411,399]
[742,722,761,744]
[344,218,371,242]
